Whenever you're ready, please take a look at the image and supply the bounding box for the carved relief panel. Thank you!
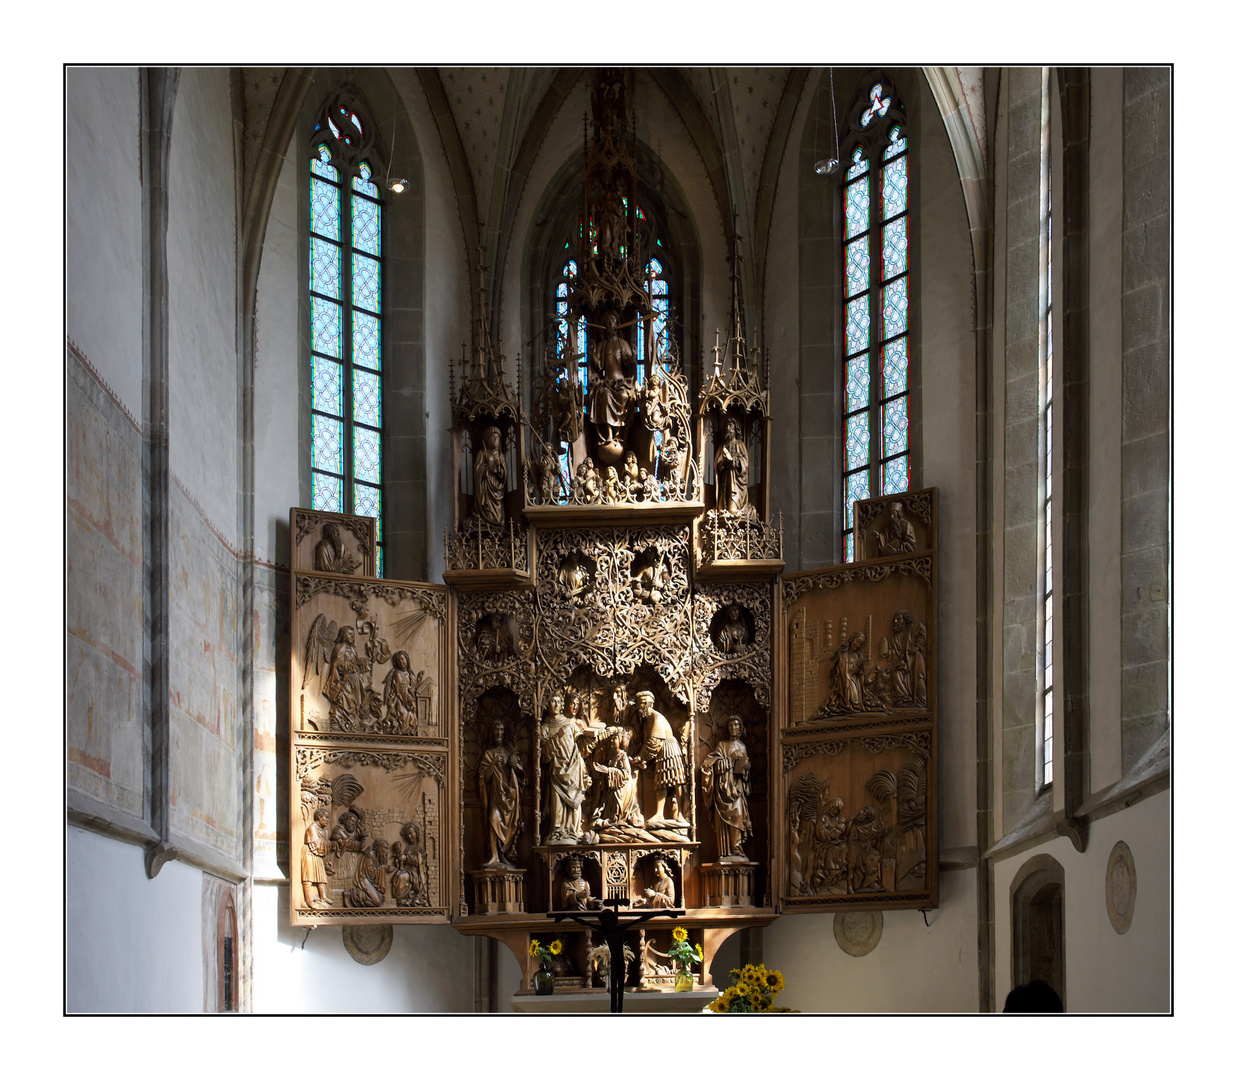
[776,488,938,912]
[290,508,452,926]
[293,509,377,577]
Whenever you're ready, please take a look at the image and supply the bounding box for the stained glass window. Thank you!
[309,98,385,574]
[840,79,911,561]
[1038,68,1055,790]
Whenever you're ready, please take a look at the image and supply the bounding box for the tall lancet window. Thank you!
[840,76,911,561]
[309,91,386,573]
[1038,67,1056,790]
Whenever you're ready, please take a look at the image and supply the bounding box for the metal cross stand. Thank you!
[553,899,685,1013]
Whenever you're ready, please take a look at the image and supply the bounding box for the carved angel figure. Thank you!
[700,715,753,862]
[323,626,366,727]
[479,719,523,867]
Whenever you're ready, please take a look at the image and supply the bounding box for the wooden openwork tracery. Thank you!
[287,70,937,1000]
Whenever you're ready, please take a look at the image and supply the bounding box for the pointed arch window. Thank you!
[309,92,386,573]
[840,76,910,561]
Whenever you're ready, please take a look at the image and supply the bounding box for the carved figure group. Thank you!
[700,715,753,862]
[540,692,603,843]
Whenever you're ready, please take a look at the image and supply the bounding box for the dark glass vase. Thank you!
[533,963,555,996]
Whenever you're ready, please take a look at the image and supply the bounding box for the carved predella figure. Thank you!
[875,500,916,555]
[478,719,523,868]
[473,425,507,526]
[633,857,677,909]
[540,691,602,843]
[700,715,753,862]
[715,603,751,654]
[301,806,332,908]
[714,416,753,517]
[314,521,361,574]
[589,310,636,463]
[631,691,687,827]
[561,853,603,910]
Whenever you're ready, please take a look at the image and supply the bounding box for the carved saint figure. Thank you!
[847,806,887,893]
[716,603,750,654]
[382,650,418,734]
[634,858,677,909]
[832,632,871,712]
[631,691,687,826]
[714,416,752,516]
[560,853,603,910]
[473,425,507,526]
[558,554,593,606]
[533,442,561,504]
[479,719,523,867]
[314,521,361,574]
[700,715,753,862]
[875,501,917,555]
[540,692,596,842]
[885,609,928,708]
[330,808,370,885]
[300,807,332,908]
[591,726,643,829]
[343,838,389,908]
[390,822,427,906]
[588,310,636,453]
[632,549,670,606]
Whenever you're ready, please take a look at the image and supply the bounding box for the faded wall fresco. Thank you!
[66,347,147,822]
[253,564,287,879]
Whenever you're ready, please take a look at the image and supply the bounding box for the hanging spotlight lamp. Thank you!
[813,68,842,176]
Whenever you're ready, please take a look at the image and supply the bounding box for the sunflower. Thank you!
[528,939,541,959]
[766,969,786,995]
[549,939,563,955]
[672,925,688,943]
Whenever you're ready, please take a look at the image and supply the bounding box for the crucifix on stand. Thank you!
[553,898,684,1013]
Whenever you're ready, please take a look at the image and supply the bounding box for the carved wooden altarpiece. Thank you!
[284,71,939,998]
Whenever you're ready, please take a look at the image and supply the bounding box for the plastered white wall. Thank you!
[991,790,1170,1013]
[251,884,477,1012]
[168,65,239,544]
[67,827,205,1013]
[66,66,144,418]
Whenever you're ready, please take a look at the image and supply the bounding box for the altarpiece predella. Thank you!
[288,71,938,996]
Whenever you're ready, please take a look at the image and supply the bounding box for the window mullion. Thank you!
[868,168,882,501]
[341,178,355,514]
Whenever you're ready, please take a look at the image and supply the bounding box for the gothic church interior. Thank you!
[65,63,1170,1015]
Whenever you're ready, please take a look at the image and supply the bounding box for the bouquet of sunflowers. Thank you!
[707,962,790,1012]
[528,938,563,966]
[667,925,703,972]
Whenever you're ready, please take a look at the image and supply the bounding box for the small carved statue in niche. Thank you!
[314,520,361,574]
[633,858,677,909]
[532,442,562,504]
[632,546,671,606]
[343,838,390,908]
[884,609,928,708]
[540,691,600,843]
[382,651,418,733]
[558,553,594,606]
[560,853,603,910]
[591,726,644,829]
[300,806,332,908]
[700,715,753,863]
[714,416,753,517]
[475,611,518,664]
[589,310,636,461]
[473,425,508,526]
[631,691,688,827]
[622,450,640,493]
[391,822,428,906]
[604,465,620,502]
[478,718,523,868]
[875,500,917,555]
[715,603,751,654]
